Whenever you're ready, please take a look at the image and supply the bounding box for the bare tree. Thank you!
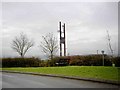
[106,30,114,56]
[106,30,115,65]
[12,33,34,58]
[40,33,58,60]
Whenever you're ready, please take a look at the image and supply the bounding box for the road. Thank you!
[2,72,119,88]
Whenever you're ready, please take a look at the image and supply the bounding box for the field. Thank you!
[2,66,119,81]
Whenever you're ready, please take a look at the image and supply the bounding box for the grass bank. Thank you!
[2,66,119,81]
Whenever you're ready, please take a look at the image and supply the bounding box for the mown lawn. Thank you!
[2,66,119,81]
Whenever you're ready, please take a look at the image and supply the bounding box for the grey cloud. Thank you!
[2,2,118,58]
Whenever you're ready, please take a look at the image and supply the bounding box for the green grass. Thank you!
[2,66,119,81]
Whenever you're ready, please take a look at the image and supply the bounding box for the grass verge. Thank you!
[2,66,119,81]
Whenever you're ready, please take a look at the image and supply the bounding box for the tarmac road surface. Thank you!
[2,72,119,88]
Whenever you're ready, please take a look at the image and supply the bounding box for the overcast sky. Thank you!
[1,2,118,59]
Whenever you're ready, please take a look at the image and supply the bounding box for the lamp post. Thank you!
[101,50,104,66]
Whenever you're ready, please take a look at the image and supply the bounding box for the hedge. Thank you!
[1,55,119,67]
[2,57,42,67]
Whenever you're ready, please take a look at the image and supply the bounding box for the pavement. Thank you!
[2,72,119,88]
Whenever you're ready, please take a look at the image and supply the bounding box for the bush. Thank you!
[112,56,120,67]
[44,56,69,67]
[2,57,42,67]
[50,55,113,66]
[1,55,119,67]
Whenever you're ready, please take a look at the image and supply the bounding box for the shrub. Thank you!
[2,57,41,67]
[112,56,120,67]
[51,55,113,66]
[1,55,119,67]
[45,56,70,66]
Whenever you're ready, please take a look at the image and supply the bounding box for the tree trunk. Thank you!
[50,52,53,60]
[21,53,24,58]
